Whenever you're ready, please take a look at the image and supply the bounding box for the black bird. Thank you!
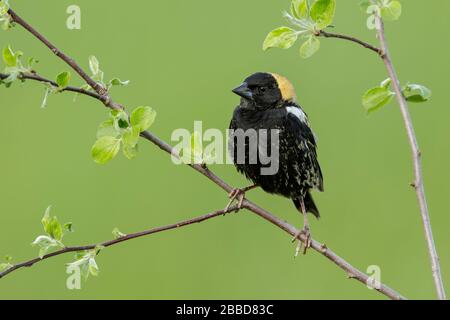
[228,72,323,251]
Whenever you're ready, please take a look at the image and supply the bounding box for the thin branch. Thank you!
[1,8,407,300]
[0,206,239,279]
[0,72,101,99]
[317,30,383,56]
[374,15,446,300]
[7,9,122,111]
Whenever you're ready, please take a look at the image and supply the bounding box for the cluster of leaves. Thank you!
[65,227,128,280]
[1,46,156,165]
[263,0,336,58]
[358,1,431,113]
[1,45,75,108]
[2,204,131,280]
[41,71,72,108]
[360,0,402,29]
[46,56,128,108]
[363,78,432,113]
[31,206,73,258]
[92,106,156,164]
[66,246,103,280]
[1,45,37,87]
[0,0,13,30]
[0,48,130,109]
[81,56,129,93]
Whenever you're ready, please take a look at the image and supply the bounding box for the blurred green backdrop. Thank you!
[0,0,449,300]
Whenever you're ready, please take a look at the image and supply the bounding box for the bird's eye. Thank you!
[259,87,267,93]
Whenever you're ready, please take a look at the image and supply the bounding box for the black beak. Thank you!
[232,82,253,100]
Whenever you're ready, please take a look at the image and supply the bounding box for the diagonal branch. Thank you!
[0,206,239,279]
[374,15,446,300]
[1,8,406,300]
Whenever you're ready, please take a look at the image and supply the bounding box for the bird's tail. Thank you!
[293,192,320,219]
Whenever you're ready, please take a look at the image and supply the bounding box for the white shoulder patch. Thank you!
[286,106,307,123]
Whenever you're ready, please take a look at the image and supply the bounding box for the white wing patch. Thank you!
[286,106,307,124]
[286,106,319,144]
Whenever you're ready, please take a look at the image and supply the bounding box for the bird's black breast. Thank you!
[229,104,323,198]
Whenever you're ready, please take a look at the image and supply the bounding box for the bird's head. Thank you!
[232,72,297,109]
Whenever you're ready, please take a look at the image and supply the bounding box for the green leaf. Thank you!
[112,227,127,239]
[49,218,63,241]
[41,206,52,230]
[366,4,380,15]
[2,45,16,67]
[64,222,74,233]
[41,207,64,241]
[380,77,392,89]
[31,235,60,259]
[291,0,309,20]
[89,55,100,75]
[111,110,129,131]
[130,106,156,132]
[88,258,99,276]
[381,0,402,21]
[117,119,129,129]
[403,84,432,103]
[97,119,120,139]
[310,0,336,29]
[263,27,298,51]
[91,136,121,164]
[109,78,130,87]
[27,57,39,69]
[4,255,12,262]
[123,126,140,147]
[0,263,12,272]
[56,71,71,88]
[122,127,140,160]
[362,86,394,113]
[299,36,320,58]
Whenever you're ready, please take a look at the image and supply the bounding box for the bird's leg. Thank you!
[292,198,312,256]
[224,184,258,212]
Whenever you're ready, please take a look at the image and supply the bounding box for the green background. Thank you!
[1,0,449,300]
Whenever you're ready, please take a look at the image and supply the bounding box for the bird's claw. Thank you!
[293,226,312,256]
[224,188,246,213]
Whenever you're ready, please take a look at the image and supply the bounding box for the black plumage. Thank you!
[229,72,323,224]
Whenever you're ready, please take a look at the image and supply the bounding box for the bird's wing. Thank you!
[285,107,324,192]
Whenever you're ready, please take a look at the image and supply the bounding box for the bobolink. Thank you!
[228,72,323,251]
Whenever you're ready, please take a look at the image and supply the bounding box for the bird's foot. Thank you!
[292,226,312,256]
[224,185,258,213]
[224,188,246,213]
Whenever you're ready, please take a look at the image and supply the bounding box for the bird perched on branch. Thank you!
[228,72,323,253]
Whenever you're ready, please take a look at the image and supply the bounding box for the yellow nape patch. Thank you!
[270,73,297,102]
